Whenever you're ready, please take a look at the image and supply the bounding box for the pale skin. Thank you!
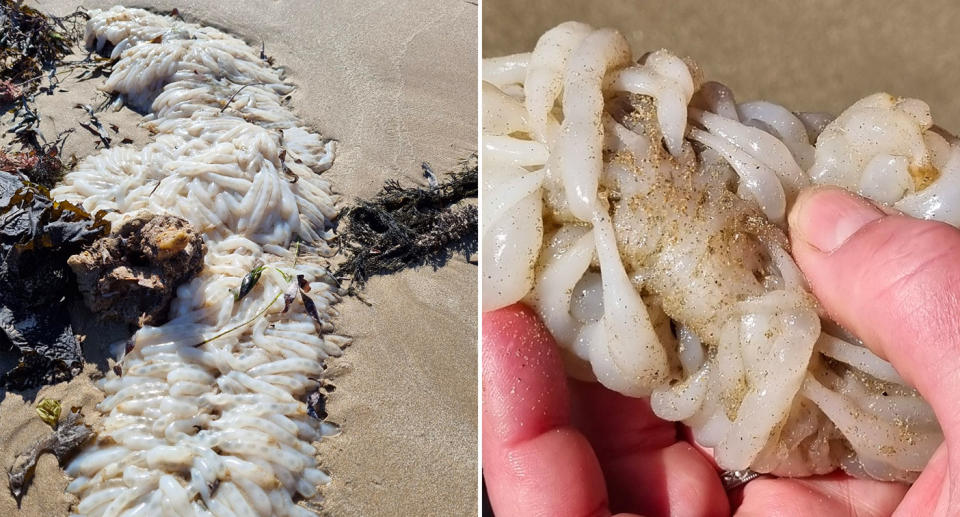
[482,186,960,516]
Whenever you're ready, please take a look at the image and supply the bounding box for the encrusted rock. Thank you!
[68,213,205,327]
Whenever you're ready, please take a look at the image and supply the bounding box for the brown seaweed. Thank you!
[300,290,323,327]
[1,1,87,187]
[0,0,84,89]
[336,153,478,288]
[0,171,109,389]
[7,410,92,504]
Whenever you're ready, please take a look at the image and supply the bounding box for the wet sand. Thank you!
[0,1,478,515]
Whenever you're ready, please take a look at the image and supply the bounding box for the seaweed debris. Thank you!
[0,171,110,389]
[0,0,84,89]
[0,139,70,188]
[307,382,335,420]
[1,0,88,186]
[35,398,61,428]
[8,409,93,504]
[335,153,478,289]
[189,265,327,352]
[75,102,112,148]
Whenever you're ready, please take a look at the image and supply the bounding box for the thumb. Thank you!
[789,186,960,442]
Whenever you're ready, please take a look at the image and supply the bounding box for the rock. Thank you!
[68,213,205,327]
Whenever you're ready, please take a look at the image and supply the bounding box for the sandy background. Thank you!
[1,1,477,515]
[484,0,960,131]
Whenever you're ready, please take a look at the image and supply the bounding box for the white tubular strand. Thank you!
[558,28,632,221]
[481,190,543,311]
[737,101,816,170]
[602,115,651,158]
[816,333,907,386]
[651,326,709,422]
[858,154,913,204]
[524,21,593,143]
[482,81,529,135]
[716,291,820,470]
[588,213,667,396]
[802,374,942,481]
[693,81,739,121]
[609,49,697,156]
[688,126,787,222]
[896,143,960,224]
[481,53,530,89]
[525,226,595,348]
[482,135,549,167]
[810,93,934,194]
[796,112,834,142]
[481,166,545,231]
[691,108,808,220]
[764,240,808,292]
[651,364,710,421]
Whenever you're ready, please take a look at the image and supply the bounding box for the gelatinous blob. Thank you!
[483,22,946,481]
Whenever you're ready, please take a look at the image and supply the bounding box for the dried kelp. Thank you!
[0,0,86,88]
[336,153,478,288]
[0,171,109,389]
[1,1,86,187]
[8,410,92,504]
[307,383,334,420]
[75,103,112,148]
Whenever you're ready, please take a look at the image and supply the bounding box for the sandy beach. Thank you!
[484,0,960,130]
[1,1,477,515]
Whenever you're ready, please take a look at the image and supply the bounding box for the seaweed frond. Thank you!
[0,0,87,91]
[1,1,88,186]
[336,153,478,289]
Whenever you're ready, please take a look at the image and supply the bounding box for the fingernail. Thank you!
[789,187,884,253]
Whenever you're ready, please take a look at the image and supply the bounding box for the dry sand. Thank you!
[1,1,478,515]
[483,0,960,131]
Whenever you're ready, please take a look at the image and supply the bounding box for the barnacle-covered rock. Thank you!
[68,213,205,327]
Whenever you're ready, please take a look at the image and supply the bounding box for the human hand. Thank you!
[482,186,960,516]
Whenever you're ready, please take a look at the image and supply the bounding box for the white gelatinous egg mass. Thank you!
[57,7,347,516]
[483,22,948,482]
[570,271,604,323]
[810,93,935,200]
